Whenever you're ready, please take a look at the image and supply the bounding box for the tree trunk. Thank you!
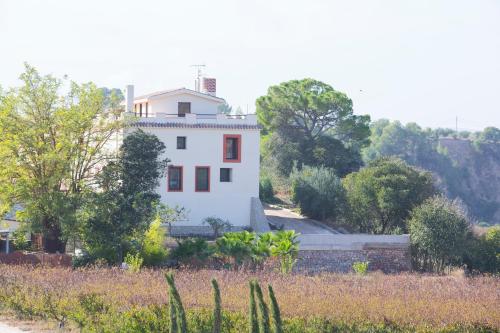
[42,218,66,253]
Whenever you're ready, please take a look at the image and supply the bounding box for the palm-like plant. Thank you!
[216,231,255,268]
[270,230,300,274]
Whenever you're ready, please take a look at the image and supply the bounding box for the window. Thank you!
[220,168,232,182]
[139,103,143,117]
[195,166,210,192]
[177,136,186,149]
[178,102,191,117]
[223,134,241,162]
[168,166,183,192]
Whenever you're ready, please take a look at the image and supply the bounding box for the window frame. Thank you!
[195,166,211,192]
[176,136,187,150]
[178,102,191,117]
[167,166,183,192]
[223,134,242,163]
[220,168,232,182]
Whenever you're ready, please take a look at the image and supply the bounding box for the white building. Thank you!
[124,80,266,235]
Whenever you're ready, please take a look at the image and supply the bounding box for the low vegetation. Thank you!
[0,266,498,332]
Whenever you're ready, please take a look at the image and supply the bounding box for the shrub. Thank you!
[259,177,275,203]
[343,157,436,234]
[409,196,469,272]
[11,228,31,251]
[216,231,256,268]
[170,238,214,266]
[141,215,168,266]
[352,261,369,275]
[463,225,500,273]
[270,230,300,274]
[124,253,143,273]
[290,165,345,221]
[203,217,233,238]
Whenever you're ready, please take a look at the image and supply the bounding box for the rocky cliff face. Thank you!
[437,138,500,224]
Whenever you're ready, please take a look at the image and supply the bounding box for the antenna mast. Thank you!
[190,64,206,92]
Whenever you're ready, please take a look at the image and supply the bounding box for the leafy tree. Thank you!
[217,102,233,115]
[256,78,370,176]
[290,165,345,221]
[141,215,169,266]
[409,196,470,272]
[0,64,122,252]
[342,157,436,234]
[477,126,500,144]
[80,129,168,263]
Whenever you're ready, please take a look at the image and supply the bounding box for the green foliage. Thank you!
[257,78,370,177]
[165,273,188,333]
[290,165,346,221]
[343,157,436,234]
[80,129,169,263]
[270,230,300,274]
[141,215,168,266]
[249,281,259,333]
[259,177,275,203]
[10,228,31,251]
[476,127,500,144]
[211,279,222,333]
[171,238,214,266]
[268,285,283,333]
[0,64,123,252]
[409,196,469,272]
[216,231,256,268]
[363,119,500,227]
[352,261,369,275]
[463,226,500,273]
[203,217,233,238]
[124,253,144,273]
[253,281,270,333]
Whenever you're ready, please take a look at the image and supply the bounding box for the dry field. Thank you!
[0,265,498,331]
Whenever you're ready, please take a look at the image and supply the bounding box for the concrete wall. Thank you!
[148,93,220,116]
[139,126,260,227]
[295,234,411,273]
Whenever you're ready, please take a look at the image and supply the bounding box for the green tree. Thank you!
[343,157,436,234]
[256,78,370,176]
[290,165,345,221]
[477,126,500,144]
[80,129,168,263]
[409,196,470,272]
[0,64,122,252]
[141,214,169,266]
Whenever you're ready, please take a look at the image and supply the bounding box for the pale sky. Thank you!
[1,0,499,130]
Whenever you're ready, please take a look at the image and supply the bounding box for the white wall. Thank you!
[148,93,221,116]
[140,127,260,227]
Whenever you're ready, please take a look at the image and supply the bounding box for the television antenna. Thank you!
[190,64,206,91]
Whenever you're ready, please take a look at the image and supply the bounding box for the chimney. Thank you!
[125,85,134,113]
[201,77,216,96]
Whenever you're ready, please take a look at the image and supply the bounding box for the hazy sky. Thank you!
[1,0,499,130]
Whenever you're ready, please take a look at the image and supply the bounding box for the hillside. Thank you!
[363,120,500,224]
[437,138,500,224]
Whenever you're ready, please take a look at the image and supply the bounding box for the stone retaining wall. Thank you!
[295,234,411,273]
[295,248,411,273]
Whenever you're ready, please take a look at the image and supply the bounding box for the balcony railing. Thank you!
[131,112,258,125]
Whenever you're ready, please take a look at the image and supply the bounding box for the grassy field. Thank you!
[0,265,498,332]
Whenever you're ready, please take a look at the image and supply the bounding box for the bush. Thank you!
[290,165,345,221]
[352,261,369,275]
[170,238,214,266]
[141,216,169,266]
[124,253,143,273]
[259,177,275,202]
[343,157,436,234]
[409,196,469,272]
[202,217,233,238]
[463,225,500,273]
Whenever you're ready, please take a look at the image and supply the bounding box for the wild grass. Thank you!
[0,265,498,331]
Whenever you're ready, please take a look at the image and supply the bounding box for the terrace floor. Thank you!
[264,205,341,234]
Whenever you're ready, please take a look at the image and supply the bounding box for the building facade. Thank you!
[124,83,261,235]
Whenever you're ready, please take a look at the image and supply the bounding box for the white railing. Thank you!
[137,113,258,126]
